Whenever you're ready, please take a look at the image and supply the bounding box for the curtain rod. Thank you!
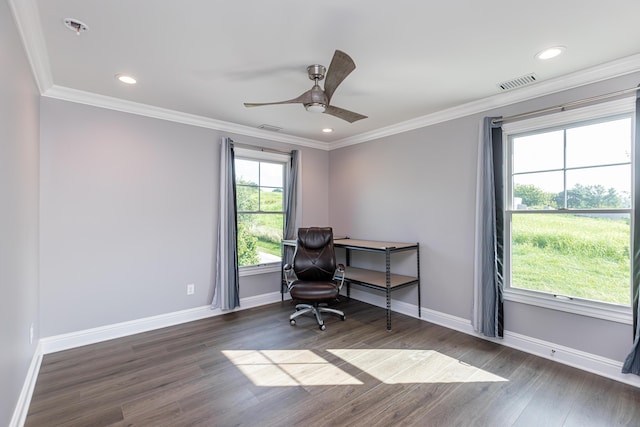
[491,85,640,125]
[233,142,292,156]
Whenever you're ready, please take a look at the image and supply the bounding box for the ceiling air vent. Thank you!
[63,18,88,35]
[497,73,538,91]
[257,124,282,132]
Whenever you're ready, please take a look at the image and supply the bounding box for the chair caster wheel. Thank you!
[340,315,346,321]
[319,323,326,331]
[290,319,296,326]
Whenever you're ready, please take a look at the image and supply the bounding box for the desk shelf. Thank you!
[339,267,419,290]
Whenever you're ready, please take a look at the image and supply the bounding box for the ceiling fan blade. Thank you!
[324,105,367,123]
[244,89,312,108]
[324,50,356,103]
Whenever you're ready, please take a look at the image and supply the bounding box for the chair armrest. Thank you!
[283,263,295,289]
[335,264,346,290]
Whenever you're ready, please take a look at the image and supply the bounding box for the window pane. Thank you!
[260,162,284,188]
[512,130,564,173]
[260,187,283,212]
[566,118,632,168]
[237,185,259,211]
[237,213,283,267]
[235,159,259,185]
[566,165,631,209]
[510,213,630,305]
[513,171,563,210]
[235,156,287,267]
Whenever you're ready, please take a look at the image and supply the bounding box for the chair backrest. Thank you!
[293,227,336,281]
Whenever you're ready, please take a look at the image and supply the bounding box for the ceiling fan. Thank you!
[244,50,367,123]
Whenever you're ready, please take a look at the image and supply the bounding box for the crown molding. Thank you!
[37,53,640,153]
[43,86,329,150]
[328,53,640,150]
[8,0,53,94]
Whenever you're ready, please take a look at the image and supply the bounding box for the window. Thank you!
[234,148,289,269]
[504,100,634,318]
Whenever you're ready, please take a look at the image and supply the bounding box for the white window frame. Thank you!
[502,97,635,324]
[234,147,290,277]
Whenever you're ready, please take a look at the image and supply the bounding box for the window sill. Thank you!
[504,289,632,325]
[239,263,281,277]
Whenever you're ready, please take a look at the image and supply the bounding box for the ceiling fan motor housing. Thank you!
[304,85,328,112]
[309,85,327,104]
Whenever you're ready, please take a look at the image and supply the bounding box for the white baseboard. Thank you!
[40,291,288,354]
[500,330,640,387]
[9,341,43,427]
[348,287,640,388]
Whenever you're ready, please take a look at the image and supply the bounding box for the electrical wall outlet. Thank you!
[29,323,34,344]
[187,283,195,295]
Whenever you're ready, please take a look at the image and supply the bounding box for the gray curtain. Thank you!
[282,150,299,270]
[472,116,504,338]
[212,137,240,310]
[622,88,640,374]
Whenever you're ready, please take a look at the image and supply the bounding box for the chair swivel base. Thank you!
[289,303,345,330]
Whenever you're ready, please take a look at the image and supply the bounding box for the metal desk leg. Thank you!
[417,243,421,318]
[346,248,351,300]
[386,248,392,331]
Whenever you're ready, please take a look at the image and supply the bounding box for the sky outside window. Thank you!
[512,117,632,197]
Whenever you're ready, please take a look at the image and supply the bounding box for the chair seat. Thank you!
[289,281,339,301]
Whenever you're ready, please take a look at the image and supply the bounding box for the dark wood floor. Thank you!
[26,300,640,427]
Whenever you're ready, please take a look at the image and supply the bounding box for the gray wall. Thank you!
[330,72,640,363]
[0,1,41,424]
[39,98,330,337]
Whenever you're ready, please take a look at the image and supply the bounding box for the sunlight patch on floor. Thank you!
[222,350,363,387]
[223,348,507,387]
[328,349,508,384]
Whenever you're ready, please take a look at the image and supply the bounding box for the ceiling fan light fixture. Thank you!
[305,103,326,113]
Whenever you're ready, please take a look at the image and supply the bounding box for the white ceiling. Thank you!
[11,0,640,148]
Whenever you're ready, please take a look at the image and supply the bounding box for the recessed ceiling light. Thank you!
[115,74,137,85]
[322,128,334,133]
[536,46,565,60]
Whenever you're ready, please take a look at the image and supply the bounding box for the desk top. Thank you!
[333,238,418,251]
[283,238,418,251]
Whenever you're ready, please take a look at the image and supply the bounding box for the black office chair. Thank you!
[283,227,346,330]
